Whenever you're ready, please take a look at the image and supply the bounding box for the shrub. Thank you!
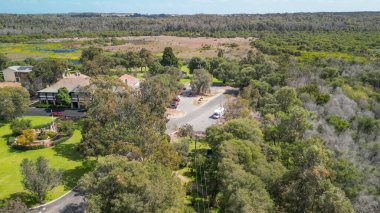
[316,93,330,105]
[7,136,15,145]
[10,119,32,135]
[52,136,70,146]
[37,131,49,140]
[35,104,51,108]
[17,129,35,145]
[178,124,194,137]
[327,116,350,133]
[47,131,57,138]
[57,120,75,136]
[12,144,45,151]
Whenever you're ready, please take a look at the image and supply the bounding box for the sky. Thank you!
[0,0,379,14]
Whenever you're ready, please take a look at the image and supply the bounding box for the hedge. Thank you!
[52,136,71,146]
[12,144,45,151]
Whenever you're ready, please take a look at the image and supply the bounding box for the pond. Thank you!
[39,48,76,53]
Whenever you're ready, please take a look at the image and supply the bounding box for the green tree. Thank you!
[0,199,28,213]
[274,139,354,213]
[160,47,179,67]
[20,157,62,203]
[57,120,75,136]
[274,86,301,112]
[81,55,115,76]
[191,69,213,95]
[188,57,209,73]
[56,87,71,106]
[79,155,185,213]
[28,59,67,93]
[0,54,8,81]
[265,106,310,142]
[0,87,30,120]
[140,74,180,115]
[214,62,239,84]
[10,119,32,135]
[326,116,350,134]
[80,46,103,62]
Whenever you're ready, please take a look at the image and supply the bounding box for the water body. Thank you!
[39,48,76,53]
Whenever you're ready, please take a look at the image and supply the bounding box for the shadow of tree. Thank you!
[1,192,38,207]
[62,159,96,190]
[59,202,86,213]
[53,143,83,162]
[62,166,88,190]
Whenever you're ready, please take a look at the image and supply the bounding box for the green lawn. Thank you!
[0,116,87,206]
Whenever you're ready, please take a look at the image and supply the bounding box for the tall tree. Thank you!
[28,59,67,93]
[188,57,209,73]
[56,87,71,106]
[20,157,62,203]
[80,46,103,62]
[79,155,185,213]
[0,87,30,120]
[191,69,213,95]
[160,47,179,67]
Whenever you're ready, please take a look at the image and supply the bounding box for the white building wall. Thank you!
[2,68,16,82]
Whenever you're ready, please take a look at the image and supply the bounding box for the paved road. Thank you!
[167,87,238,132]
[25,108,85,118]
[29,189,85,213]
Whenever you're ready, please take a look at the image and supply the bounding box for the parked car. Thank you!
[187,92,193,97]
[51,112,63,117]
[171,101,179,109]
[78,108,88,112]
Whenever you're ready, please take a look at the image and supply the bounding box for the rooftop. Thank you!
[38,73,90,93]
[0,82,23,88]
[7,66,33,73]
[119,74,140,88]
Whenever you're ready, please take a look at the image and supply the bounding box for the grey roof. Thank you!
[38,74,90,93]
[7,66,33,73]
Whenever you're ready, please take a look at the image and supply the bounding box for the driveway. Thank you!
[25,108,85,118]
[29,189,85,213]
[167,87,238,132]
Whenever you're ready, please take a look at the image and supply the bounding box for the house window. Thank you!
[15,77,20,82]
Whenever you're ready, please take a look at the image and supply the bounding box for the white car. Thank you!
[212,107,225,119]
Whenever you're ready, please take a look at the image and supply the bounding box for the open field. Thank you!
[0,116,86,206]
[0,42,82,61]
[104,36,254,59]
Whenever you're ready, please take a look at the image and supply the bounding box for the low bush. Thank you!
[327,116,351,133]
[10,119,32,135]
[7,137,15,145]
[52,136,70,146]
[35,104,51,108]
[12,144,45,151]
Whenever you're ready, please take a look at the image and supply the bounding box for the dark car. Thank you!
[78,108,88,112]
[171,101,179,109]
[51,112,63,117]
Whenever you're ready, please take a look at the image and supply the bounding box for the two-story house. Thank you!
[37,73,90,108]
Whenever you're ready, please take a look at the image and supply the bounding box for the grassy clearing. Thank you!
[0,116,87,206]
[0,42,81,61]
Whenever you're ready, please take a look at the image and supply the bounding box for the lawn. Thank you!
[0,116,87,206]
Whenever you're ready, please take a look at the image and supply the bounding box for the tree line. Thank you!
[0,12,380,42]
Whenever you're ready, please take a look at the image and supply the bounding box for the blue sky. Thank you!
[0,0,379,14]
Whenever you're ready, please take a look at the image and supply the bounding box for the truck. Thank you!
[212,107,225,119]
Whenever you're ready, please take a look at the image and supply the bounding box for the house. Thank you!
[1,66,33,83]
[37,73,90,108]
[119,74,140,89]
